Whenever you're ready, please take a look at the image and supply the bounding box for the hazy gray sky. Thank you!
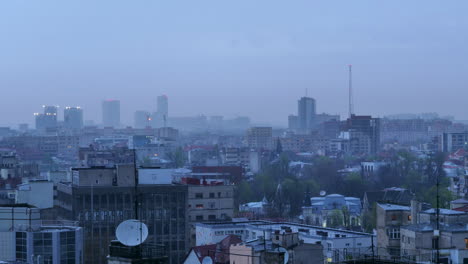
[1,0,467,127]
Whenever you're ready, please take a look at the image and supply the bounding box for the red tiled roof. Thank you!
[453,205,468,212]
[191,244,216,262]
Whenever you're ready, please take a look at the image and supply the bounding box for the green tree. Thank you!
[235,181,253,209]
[342,172,368,198]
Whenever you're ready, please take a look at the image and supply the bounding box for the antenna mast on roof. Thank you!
[348,65,354,118]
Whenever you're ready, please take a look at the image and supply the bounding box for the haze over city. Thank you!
[1,0,468,127]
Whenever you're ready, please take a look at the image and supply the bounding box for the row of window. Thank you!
[214,230,244,236]
[194,192,230,199]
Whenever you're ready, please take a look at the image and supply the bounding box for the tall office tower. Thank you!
[102,100,120,128]
[344,114,381,154]
[297,97,316,133]
[157,95,168,118]
[134,110,151,128]
[64,106,84,130]
[34,105,58,131]
[56,165,188,264]
[153,95,168,128]
[288,115,299,131]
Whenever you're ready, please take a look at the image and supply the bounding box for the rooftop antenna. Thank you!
[348,64,354,118]
[114,149,148,248]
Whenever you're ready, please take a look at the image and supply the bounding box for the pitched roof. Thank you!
[190,244,217,263]
[453,205,468,212]
[378,203,410,211]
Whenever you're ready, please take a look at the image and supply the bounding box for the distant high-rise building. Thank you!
[298,97,316,133]
[102,100,120,128]
[246,127,273,150]
[134,110,151,128]
[343,115,381,154]
[153,95,169,128]
[157,95,168,118]
[64,106,83,130]
[288,115,298,131]
[34,105,58,131]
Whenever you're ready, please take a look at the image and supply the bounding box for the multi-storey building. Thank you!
[400,223,468,263]
[246,127,273,150]
[56,166,188,264]
[35,105,58,132]
[302,194,362,228]
[0,204,83,264]
[297,97,316,133]
[186,180,234,222]
[64,107,84,131]
[342,115,381,155]
[134,110,151,129]
[440,132,468,152]
[195,220,375,263]
[102,100,120,128]
[380,118,429,145]
[376,203,412,257]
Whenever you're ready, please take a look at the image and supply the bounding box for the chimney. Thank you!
[411,199,421,224]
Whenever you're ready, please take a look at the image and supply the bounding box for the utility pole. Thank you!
[348,64,354,118]
[435,157,440,264]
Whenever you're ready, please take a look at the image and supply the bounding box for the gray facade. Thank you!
[56,167,188,264]
[297,97,316,133]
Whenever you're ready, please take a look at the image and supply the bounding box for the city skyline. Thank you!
[1,0,468,126]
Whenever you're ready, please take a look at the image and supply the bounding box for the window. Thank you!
[196,215,203,221]
[465,238,468,249]
[218,192,221,198]
[391,214,397,221]
[387,228,400,239]
[195,193,203,199]
[209,193,215,198]
[196,204,204,209]
[208,215,216,220]
[215,231,224,236]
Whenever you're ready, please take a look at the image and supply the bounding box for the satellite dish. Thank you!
[202,256,213,264]
[278,247,289,264]
[116,219,148,247]
[319,190,326,196]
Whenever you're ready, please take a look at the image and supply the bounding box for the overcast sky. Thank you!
[1,0,467,127]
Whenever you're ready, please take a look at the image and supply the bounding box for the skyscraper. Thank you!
[102,100,120,128]
[157,95,168,118]
[298,97,316,133]
[64,106,84,130]
[34,105,58,131]
[134,110,151,128]
[153,95,168,128]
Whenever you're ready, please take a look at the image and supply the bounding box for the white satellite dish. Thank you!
[278,247,289,264]
[202,256,213,264]
[116,219,148,247]
[319,190,326,196]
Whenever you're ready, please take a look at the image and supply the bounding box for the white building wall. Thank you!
[16,181,54,209]
[0,232,15,261]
